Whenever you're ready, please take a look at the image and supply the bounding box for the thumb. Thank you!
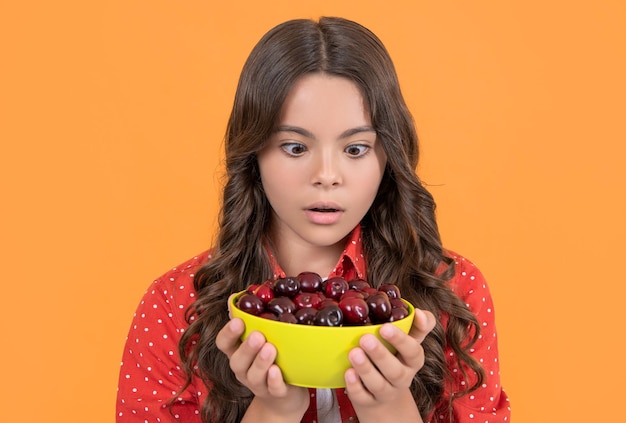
[409,308,436,344]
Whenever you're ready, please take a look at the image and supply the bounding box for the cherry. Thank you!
[388,307,409,321]
[246,283,260,293]
[295,307,318,325]
[273,277,300,297]
[325,276,348,300]
[348,278,370,291]
[279,312,298,324]
[294,292,323,309]
[297,271,323,292]
[360,287,378,298]
[319,298,339,309]
[379,283,401,299]
[339,297,369,324]
[236,275,409,326]
[341,290,365,300]
[259,312,278,321]
[366,292,392,323]
[236,293,264,316]
[253,281,275,304]
[314,305,343,326]
[267,296,296,315]
[390,298,408,310]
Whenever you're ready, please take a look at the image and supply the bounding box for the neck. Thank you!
[270,236,346,278]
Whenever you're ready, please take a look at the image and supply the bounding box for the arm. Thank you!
[445,254,511,422]
[116,277,203,422]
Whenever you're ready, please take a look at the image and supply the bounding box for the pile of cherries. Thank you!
[235,272,410,326]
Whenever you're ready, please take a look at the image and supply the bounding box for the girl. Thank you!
[116,17,510,423]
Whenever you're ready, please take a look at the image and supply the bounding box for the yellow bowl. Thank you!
[229,291,415,388]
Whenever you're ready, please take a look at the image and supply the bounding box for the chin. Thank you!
[303,228,353,248]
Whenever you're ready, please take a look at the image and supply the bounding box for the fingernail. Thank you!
[380,323,396,338]
[350,349,366,364]
[361,335,377,351]
[229,318,243,333]
[259,344,272,359]
[247,332,262,348]
[415,308,425,321]
[345,370,358,384]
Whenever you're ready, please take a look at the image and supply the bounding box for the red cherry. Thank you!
[390,298,408,310]
[236,276,409,325]
[267,296,296,315]
[259,312,278,321]
[388,307,409,321]
[340,290,365,300]
[379,283,401,299]
[294,292,323,309]
[273,277,300,297]
[325,276,348,300]
[295,308,318,325]
[279,313,298,324]
[366,292,392,323]
[236,293,264,316]
[360,287,378,298]
[339,297,369,324]
[314,305,343,326]
[253,282,275,304]
[246,284,260,293]
[297,271,323,292]
[348,278,370,291]
[319,298,339,309]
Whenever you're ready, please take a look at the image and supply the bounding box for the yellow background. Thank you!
[2,1,625,422]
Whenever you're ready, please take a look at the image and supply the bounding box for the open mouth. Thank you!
[309,208,339,213]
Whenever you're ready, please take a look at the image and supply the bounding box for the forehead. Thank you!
[276,73,371,131]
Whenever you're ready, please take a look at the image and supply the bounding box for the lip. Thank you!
[304,202,344,225]
[305,201,344,212]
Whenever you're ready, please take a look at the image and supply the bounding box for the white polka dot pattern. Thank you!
[115,247,510,422]
[437,252,511,422]
[116,254,208,422]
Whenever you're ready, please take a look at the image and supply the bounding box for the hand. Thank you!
[344,308,436,422]
[215,303,309,421]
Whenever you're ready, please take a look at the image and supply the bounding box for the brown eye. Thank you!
[345,144,369,157]
[281,143,307,156]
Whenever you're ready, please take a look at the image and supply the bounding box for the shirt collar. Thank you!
[268,225,366,281]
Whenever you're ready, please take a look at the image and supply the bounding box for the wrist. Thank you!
[241,395,309,423]
[355,389,422,423]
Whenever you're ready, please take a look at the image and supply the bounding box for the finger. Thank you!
[359,331,415,389]
[245,342,278,388]
[407,308,436,344]
[344,367,374,404]
[266,364,289,397]
[378,323,423,371]
[229,331,266,376]
[215,317,245,358]
[348,344,390,394]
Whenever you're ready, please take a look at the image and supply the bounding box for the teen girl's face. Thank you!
[258,73,387,252]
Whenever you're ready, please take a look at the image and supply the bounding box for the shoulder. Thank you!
[153,251,212,292]
[117,251,214,417]
[143,251,213,326]
[444,250,494,314]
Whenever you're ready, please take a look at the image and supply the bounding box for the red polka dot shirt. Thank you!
[116,227,510,422]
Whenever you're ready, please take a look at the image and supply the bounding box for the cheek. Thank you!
[260,166,297,205]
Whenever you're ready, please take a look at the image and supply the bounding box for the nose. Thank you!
[311,150,342,187]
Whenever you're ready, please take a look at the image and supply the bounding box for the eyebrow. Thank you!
[273,125,376,140]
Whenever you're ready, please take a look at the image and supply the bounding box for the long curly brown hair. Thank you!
[177,16,484,422]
